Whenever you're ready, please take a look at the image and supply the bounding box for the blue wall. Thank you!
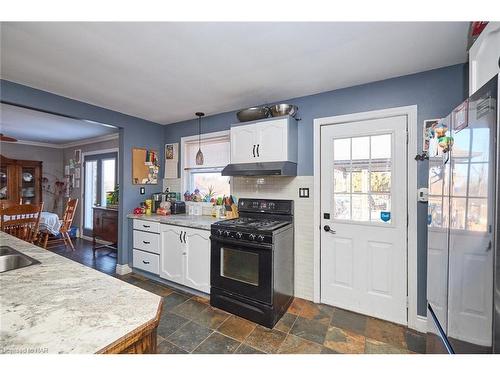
[164,63,468,315]
[0,80,165,267]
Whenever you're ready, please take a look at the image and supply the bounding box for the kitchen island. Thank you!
[0,232,162,354]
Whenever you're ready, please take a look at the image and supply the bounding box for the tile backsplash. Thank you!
[232,176,314,301]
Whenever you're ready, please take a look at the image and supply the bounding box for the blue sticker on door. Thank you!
[380,211,391,222]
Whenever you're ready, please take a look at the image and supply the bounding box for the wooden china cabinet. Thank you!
[0,155,43,205]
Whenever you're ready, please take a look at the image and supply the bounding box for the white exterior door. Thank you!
[230,125,257,163]
[320,115,408,325]
[160,225,184,284]
[184,228,211,293]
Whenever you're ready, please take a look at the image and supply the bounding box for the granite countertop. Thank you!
[0,232,161,354]
[127,213,226,230]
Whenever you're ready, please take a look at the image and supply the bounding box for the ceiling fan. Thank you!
[0,134,18,142]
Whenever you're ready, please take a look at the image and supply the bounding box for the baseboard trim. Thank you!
[115,264,132,275]
[411,314,427,333]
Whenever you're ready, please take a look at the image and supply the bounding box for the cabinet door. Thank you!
[255,119,288,162]
[230,125,257,164]
[184,228,211,293]
[159,225,184,284]
[469,22,500,95]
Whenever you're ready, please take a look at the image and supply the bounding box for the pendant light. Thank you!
[195,112,205,165]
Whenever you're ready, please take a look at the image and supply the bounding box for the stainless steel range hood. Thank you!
[221,162,297,176]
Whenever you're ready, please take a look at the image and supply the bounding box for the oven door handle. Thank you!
[210,236,272,250]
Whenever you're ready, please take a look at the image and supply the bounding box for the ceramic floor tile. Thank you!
[275,313,298,333]
[287,298,309,315]
[217,315,257,341]
[167,321,213,352]
[365,318,407,349]
[171,299,208,320]
[320,346,339,354]
[277,334,323,354]
[244,325,287,353]
[365,339,412,354]
[193,306,230,329]
[157,339,189,354]
[298,303,334,325]
[323,326,366,354]
[162,293,191,312]
[330,308,367,335]
[157,312,189,338]
[234,344,265,354]
[136,280,173,297]
[190,295,210,305]
[192,332,241,354]
[405,330,426,354]
[289,316,329,345]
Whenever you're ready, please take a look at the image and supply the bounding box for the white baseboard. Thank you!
[115,264,132,275]
[410,314,427,333]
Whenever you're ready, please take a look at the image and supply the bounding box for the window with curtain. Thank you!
[183,134,230,198]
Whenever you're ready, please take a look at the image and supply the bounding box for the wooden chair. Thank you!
[41,198,78,251]
[1,203,43,243]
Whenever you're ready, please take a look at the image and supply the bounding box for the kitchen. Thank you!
[1,5,499,374]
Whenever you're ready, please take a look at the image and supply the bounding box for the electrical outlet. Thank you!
[298,188,309,198]
[140,187,145,195]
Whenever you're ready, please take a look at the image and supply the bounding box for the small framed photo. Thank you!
[74,149,82,164]
[74,167,81,179]
[165,143,178,160]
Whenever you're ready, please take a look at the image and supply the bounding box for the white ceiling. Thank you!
[0,103,117,144]
[0,22,469,124]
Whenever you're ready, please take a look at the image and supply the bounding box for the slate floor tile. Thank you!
[193,306,230,329]
[193,332,241,354]
[289,316,329,345]
[287,298,309,315]
[365,318,407,349]
[157,339,189,354]
[171,299,208,320]
[299,303,335,325]
[275,313,298,333]
[167,321,213,352]
[162,293,190,312]
[330,308,367,335]
[136,281,174,297]
[277,334,323,354]
[244,326,287,353]
[405,330,426,354]
[217,315,257,341]
[157,312,189,338]
[365,339,412,354]
[234,344,265,354]
[323,326,366,354]
[190,295,210,305]
[320,346,339,354]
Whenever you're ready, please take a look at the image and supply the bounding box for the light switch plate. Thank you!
[298,188,310,198]
[140,187,145,195]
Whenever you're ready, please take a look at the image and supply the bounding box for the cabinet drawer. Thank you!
[133,249,159,275]
[133,230,160,254]
[133,219,160,233]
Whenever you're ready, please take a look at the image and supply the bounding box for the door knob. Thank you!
[324,225,336,234]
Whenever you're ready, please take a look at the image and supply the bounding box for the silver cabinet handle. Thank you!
[179,231,183,243]
[143,241,150,244]
[142,260,150,264]
[252,144,256,157]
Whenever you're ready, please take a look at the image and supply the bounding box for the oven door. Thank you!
[211,236,272,304]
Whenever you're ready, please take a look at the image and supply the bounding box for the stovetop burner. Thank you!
[216,217,289,232]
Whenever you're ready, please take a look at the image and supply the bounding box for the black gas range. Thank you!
[210,198,294,328]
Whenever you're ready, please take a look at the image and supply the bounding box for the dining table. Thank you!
[38,211,61,236]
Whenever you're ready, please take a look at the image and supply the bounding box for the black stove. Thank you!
[210,198,294,328]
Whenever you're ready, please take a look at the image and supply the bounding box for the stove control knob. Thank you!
[236,232,243,239]
[257,235,265,242]
[217,229,223,236]
[248,233,256,241]
[224,231,231,237]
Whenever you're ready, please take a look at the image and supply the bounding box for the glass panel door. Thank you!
[20,166,36,204]
[0,166,8,201]
[83,160,98,232]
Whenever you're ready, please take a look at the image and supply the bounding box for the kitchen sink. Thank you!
[0,246,40,273]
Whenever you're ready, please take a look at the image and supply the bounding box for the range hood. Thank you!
[221,162,297,177]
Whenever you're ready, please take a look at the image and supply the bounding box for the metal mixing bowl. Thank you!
[269,104,298,118]
[236,106,270,122]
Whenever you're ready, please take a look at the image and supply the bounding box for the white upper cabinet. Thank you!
[230,117,298,164]
[469,22,500,95]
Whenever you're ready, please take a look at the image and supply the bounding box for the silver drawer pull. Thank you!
[143,241,150,244]
[142,260,150,264]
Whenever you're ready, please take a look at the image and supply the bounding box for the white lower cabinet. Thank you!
[133,249,159,275]
[159,224,211,293]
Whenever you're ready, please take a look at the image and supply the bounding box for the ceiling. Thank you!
[0,22,469,124]
[0,103,117,145]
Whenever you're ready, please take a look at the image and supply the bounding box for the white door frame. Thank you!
[313,105,425,332]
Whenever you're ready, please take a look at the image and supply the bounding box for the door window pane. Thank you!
[333,167,350,193]
[84,160,98,230]
[468,163,488,197]
[351,165,369,193]
[334,138,350,161]
[351,194,369,221]
[221,247,259,286]
[333,194,351,220]
[101,158,116,206]
[450,197,467,230]
[370,194,391,223]
[467,198,488,232]
[371,134,391,159]
[351,137,369,160]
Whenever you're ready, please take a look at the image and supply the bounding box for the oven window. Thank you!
[221,247,259,286]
